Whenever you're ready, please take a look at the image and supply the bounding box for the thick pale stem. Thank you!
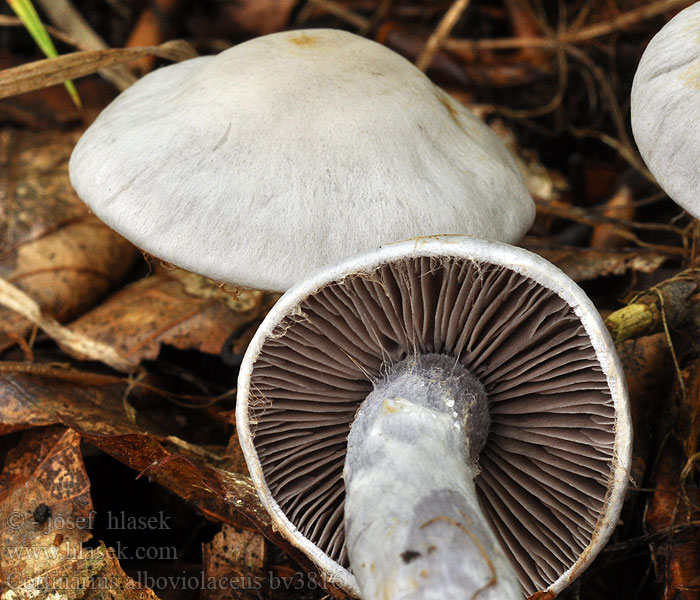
[343,354,522,600]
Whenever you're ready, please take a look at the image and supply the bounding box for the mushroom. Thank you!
[631,2,700,219]
[69,28,533,292]
[236,235,631,599]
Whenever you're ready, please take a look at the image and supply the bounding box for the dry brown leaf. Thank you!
[0,280,136,372]
[533,247,668,282]
[2,129,97,253]
[0,129,139,352]
[0,364,148,435]
[0,426,96,597]
[0,366,258,523]
[0,41,197,101]
[63,270,265,369]
[202,524,266,600]
[0,427,92,582]
[0,427,161,599]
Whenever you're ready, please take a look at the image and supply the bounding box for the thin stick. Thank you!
[535,200,687,236]
[0,15,79,47]
[416,0,471,71]
[359,0,393,36]
[653,287,686,406]
[0,276,134,371]
[535,201,689,257]
[303,0,370,30]
[0,40,197,101]
[444,0,693,54]
[0,361,233,406]
[565,0,693,42]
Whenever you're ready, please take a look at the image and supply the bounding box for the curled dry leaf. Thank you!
[0,365,155,436]
[63,269,266,370]
[0,129,139,352]
[0,280,135,372]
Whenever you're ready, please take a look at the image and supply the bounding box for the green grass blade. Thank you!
[6,0,82,107]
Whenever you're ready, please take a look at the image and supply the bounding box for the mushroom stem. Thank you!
[343,354,521,599]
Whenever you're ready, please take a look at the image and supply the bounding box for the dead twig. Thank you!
[300,0,370,30]
[605,270,700,343]
[0,276,135,371]
[536,200,690,257]
[536,199,687,235]
[33,0,136,90]
[416,0,472,71]
[0,40,197,101]
[0,361,233,406]
[563,43,638,170]
[442,0,695,53]
[0,15,79,47]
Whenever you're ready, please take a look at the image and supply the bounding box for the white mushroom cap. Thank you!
[237,235,632,597]
[69,29,534,292]
[631,3,700,219]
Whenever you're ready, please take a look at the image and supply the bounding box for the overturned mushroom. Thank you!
[631,2,700,219]
[236,235,631,599]
[69,28,533,292]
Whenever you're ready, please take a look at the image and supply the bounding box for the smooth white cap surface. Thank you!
[70,29,534,292]
[631,2,700,219]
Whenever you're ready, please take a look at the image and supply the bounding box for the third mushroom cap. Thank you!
[631,2,700,220]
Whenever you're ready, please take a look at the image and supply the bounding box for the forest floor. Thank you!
[1,1,699,599]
